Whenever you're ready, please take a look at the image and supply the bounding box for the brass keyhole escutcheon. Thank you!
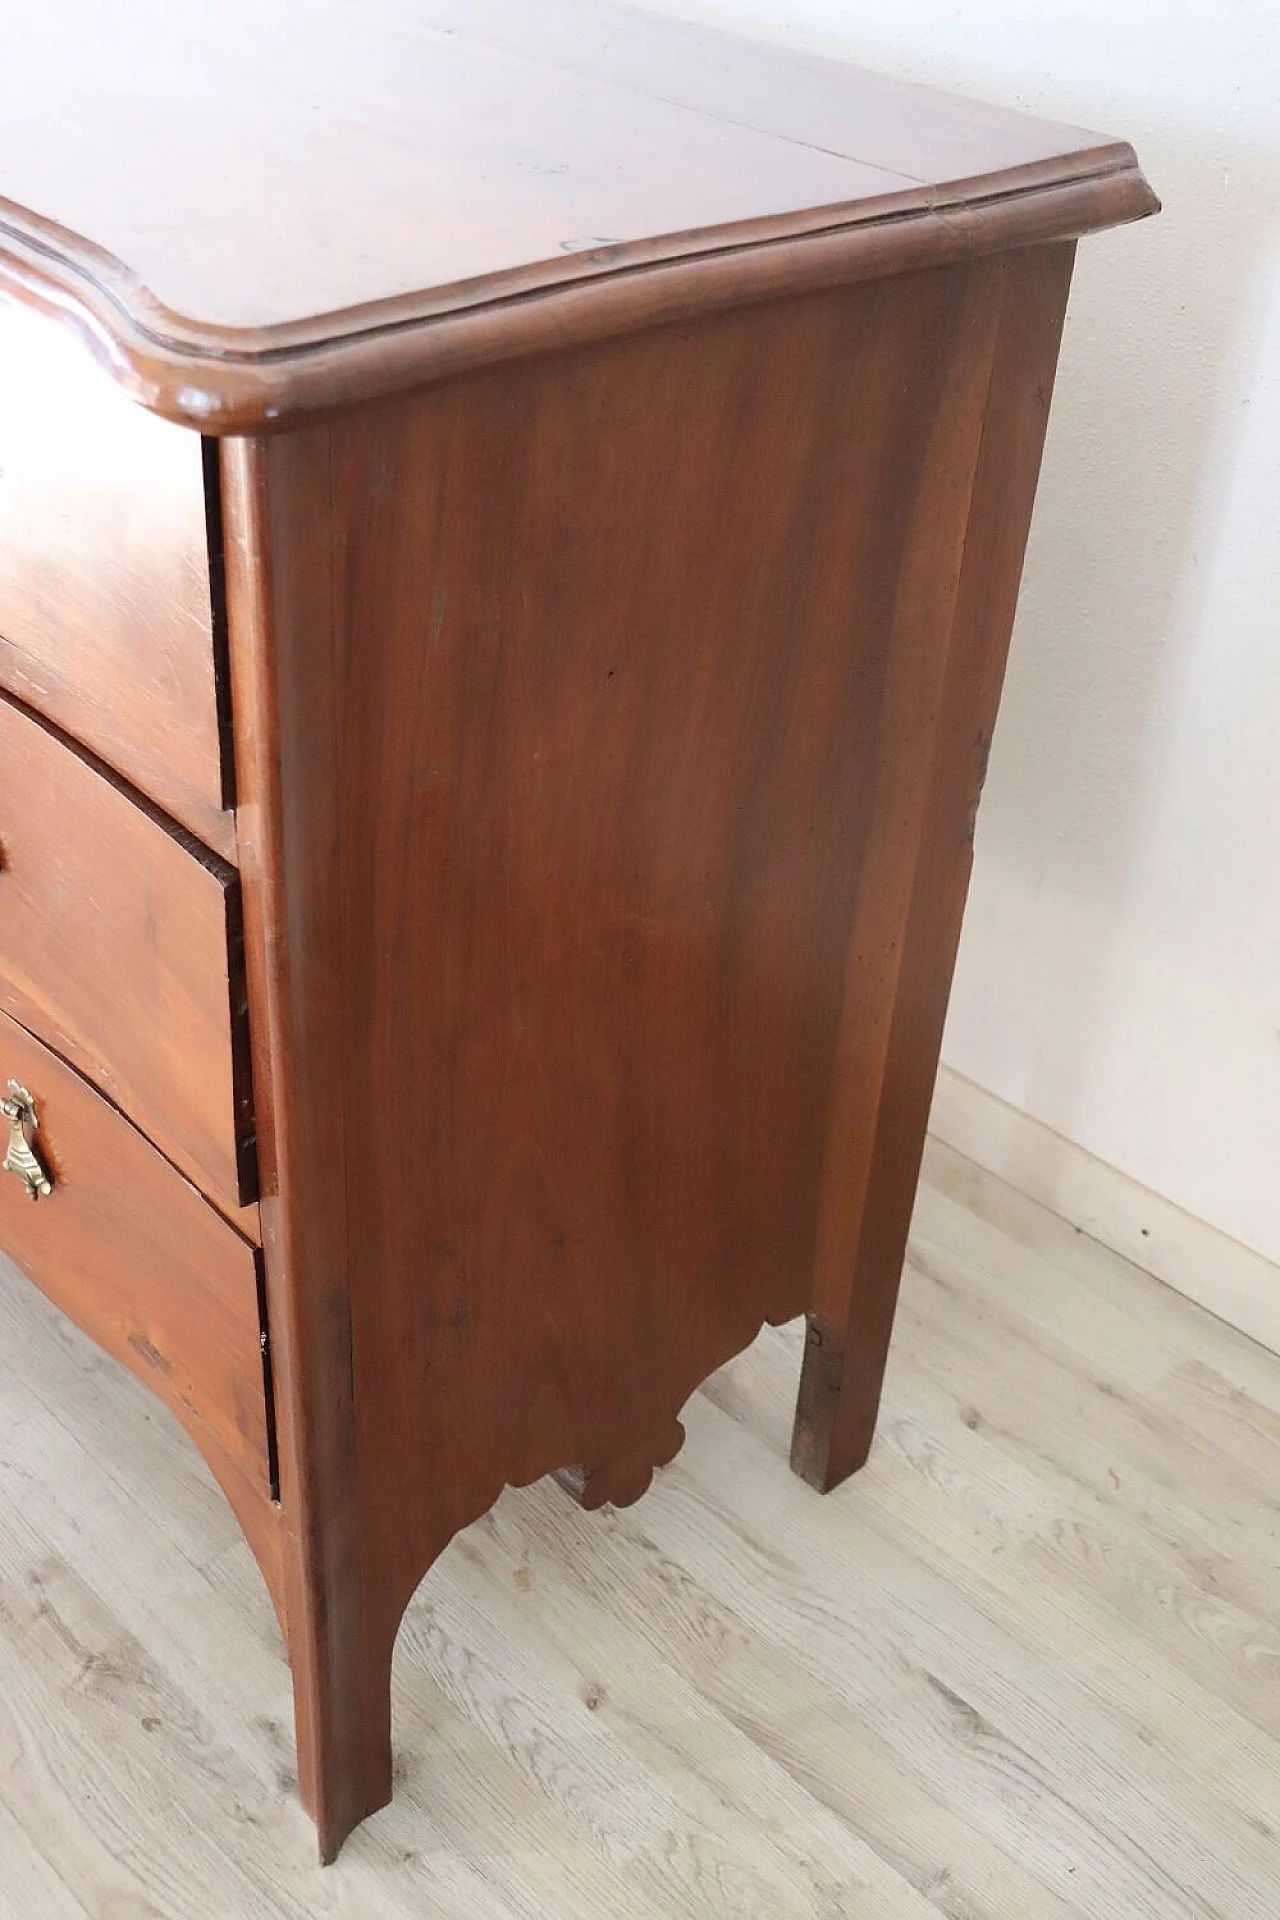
[1,1080,53,1200]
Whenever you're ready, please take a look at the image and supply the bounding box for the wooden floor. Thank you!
[0,1138,1276,1918]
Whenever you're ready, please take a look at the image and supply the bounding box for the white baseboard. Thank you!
[927,1065,1280,1356]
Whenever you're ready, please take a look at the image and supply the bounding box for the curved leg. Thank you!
[287,1579,400,1864]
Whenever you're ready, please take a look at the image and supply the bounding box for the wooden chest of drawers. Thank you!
[0,0,1154,1860]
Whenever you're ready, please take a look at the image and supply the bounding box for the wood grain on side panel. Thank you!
[224,249,1074,1856]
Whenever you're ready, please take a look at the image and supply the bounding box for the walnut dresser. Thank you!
[0,0,1155,1860]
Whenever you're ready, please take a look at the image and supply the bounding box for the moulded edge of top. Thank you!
[0,146,1158,434]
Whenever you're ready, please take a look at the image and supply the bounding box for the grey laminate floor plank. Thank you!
[0,1142,1272,1918]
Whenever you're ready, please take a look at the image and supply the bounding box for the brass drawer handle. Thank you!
[2,1080,53,1200]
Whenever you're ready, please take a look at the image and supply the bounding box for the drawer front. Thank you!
[0,693,253,1215]
[0,296,233,860]
[0,1010,270,1495]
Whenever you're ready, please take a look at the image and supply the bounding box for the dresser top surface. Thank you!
[0,0,1154,427]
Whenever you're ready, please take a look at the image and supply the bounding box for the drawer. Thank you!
[0,1009,272,1498]
[0,295,233,860]
[0,692,253,1216]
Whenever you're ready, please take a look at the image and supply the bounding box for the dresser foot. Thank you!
[290,1610,396,1864]
[790,1307,895,1494]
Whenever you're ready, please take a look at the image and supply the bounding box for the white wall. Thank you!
[648,0,1280,1284]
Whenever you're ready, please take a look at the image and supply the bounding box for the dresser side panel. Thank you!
[226,249,1078,1854]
